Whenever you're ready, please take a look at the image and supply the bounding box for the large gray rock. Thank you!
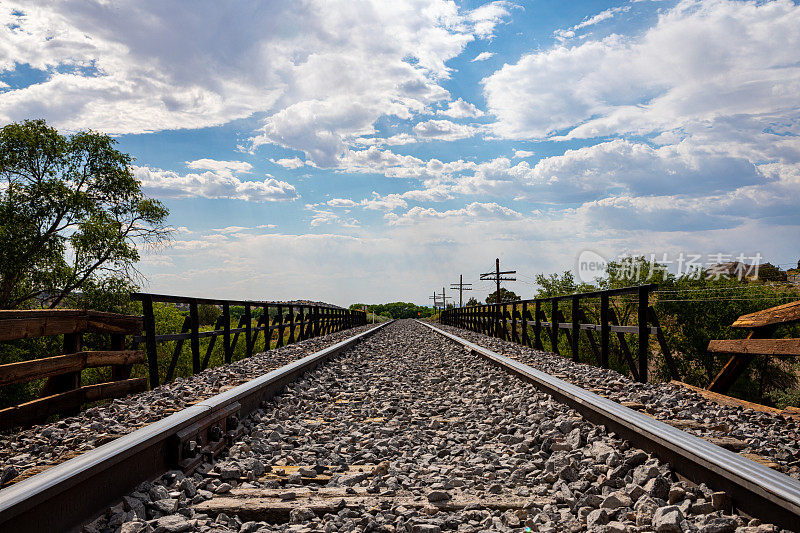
[652,505,684,533]
[151,515,191,533]
[634,495,659,526]
[586,508,609,528]
[600,491,633,510]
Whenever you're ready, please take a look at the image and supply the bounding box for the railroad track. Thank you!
[420,321,800,531]
[0,321,392,533]
[1,319,798,532]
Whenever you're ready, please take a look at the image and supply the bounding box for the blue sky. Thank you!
[1,0,799,306]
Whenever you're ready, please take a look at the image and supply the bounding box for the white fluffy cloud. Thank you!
[0,0,510,166]
[484,0,800,141]
[187,159,253,173]
[386,202,522,225]
[437,98,485,118]
[471,51,494,62]
[412,119,482,141]
[270,157,307,169]
[135,163,299,203]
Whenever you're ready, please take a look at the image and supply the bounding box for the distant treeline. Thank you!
[349,302,435,319]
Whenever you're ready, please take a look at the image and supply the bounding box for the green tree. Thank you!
[0,119,171,309]
[465,297,479,307]
[535,270,597,298]
[486,288,519,304]
[198,304,222,326]
[349,302,434,319]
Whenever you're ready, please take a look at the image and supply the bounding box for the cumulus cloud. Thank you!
[270,157,307,169]
[437,98,485,118]
[0,0,510,166]
[484,0,800,141]
[308,208,359,228]
[134,163,299,202]
[471,51,494,62]
[386,202,523,225]
[513,149,534,158]
[412,119,481,141]
[186,159,252,173]
[211,224,277,233]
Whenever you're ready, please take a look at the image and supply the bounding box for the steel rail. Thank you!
[0,321,392,533]
[418,321,800,530]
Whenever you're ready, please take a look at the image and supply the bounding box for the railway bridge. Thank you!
[0,293,799,532]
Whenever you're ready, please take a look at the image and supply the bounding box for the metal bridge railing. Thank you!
[131,293,366,388]
[439,284,677,383]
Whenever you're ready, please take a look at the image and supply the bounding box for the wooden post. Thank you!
[571,296,580,362]
[222,303,232,364]
[551,298,559,355]
[245,304,252,358]
[142,295,159,388]
[314,306,321,337]
[600,293,610,369]
[638,286,649,383]
[110,333,131,381]
[40,332,82,398]
[534,300,542,349]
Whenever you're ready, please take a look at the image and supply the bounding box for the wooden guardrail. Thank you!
[439,284,676,383]
[707,300,800,393]
[0,310,145,429]
[130,293,367,388]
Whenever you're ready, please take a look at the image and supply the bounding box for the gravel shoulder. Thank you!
[94,319,783,533]
[0,324,380,488]
[434,322,800,479]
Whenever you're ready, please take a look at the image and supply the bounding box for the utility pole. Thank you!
[450,274,472,307]
[429,291,439,311]
[480,258,517,303]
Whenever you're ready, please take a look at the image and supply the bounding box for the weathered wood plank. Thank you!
[0,377,147,429]
[708,338,800,356]
[194,487,548,523]
[82,378,147,403]
[0,350,145,386]
[0,316,87,341]
[732,300,800,329]
[0,310,141,341]
[670,380,783,415]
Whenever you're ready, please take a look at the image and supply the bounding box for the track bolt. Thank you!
[183,440,198,457]
[209,425,223,442]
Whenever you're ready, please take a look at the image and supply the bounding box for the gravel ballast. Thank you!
[434,322,800,479]
[0,324,380,486]
[92,319,784,533]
